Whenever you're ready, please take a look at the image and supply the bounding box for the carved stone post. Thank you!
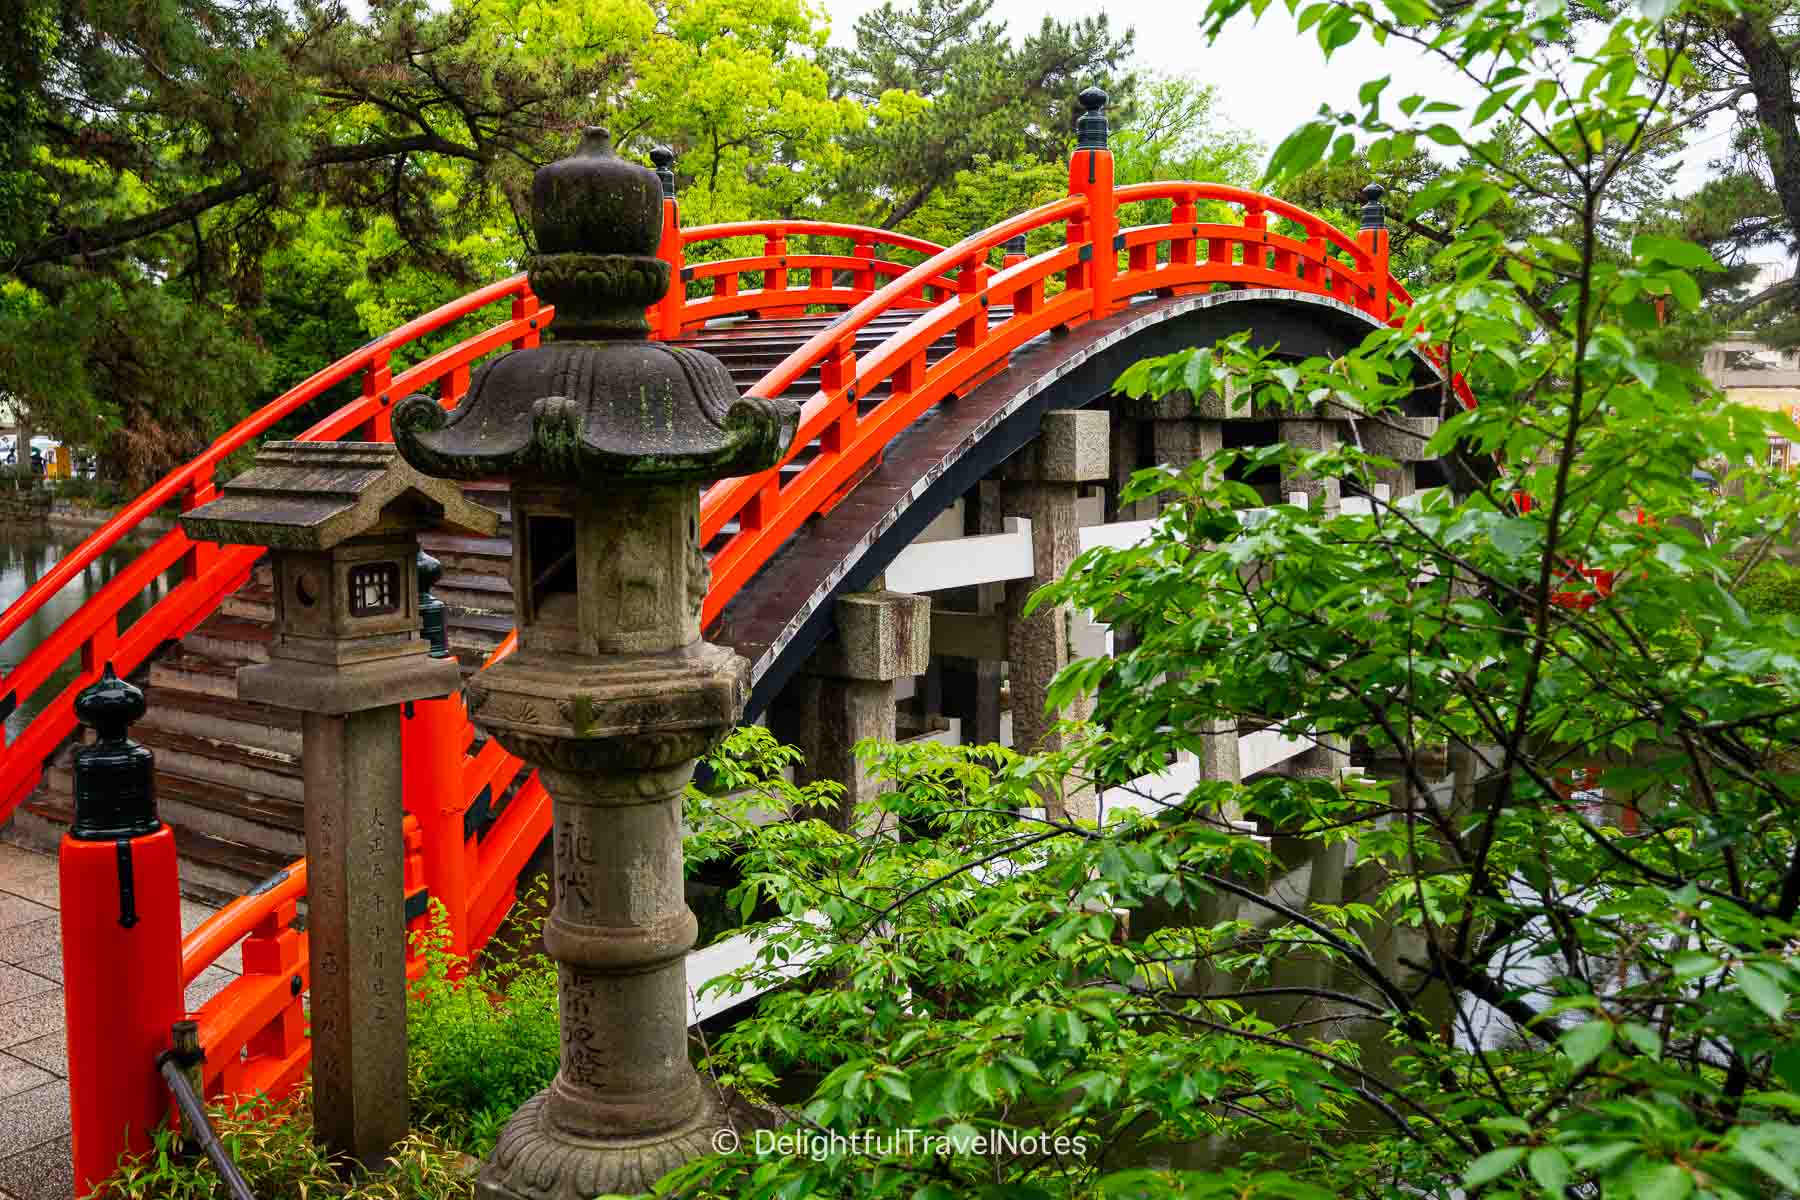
[392,127,797,1200]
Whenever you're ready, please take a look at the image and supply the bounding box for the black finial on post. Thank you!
[418,549,449,659]
[71,664,159,841]
[650,145,677,199]
[1360,183,1387,231]
[1003,233,1027,256]
[1075,86,1109,151]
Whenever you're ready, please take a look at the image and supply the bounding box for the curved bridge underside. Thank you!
[719,289,1452,721]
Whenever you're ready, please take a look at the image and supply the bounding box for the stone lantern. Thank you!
[391,128,798,1200]
[180,439,501,1168]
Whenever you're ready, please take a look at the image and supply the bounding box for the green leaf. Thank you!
[1560,1018,1613,1070]
[1463,1147,1525,1187]
[1631,234,1718,270]
[1265,121,1334,183]
[1640,1164,1694,1200]
[1737,1124,1800,1190]
[1528,1148,1570,1194]
[1358,74,1391,106]
[1739,963,1789,1020]
[1619,1021,1662,1060]
[1672,952,1719,981]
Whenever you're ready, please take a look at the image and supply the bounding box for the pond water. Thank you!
[0,524,182,743]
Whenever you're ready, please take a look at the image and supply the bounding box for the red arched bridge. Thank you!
[0,128,1464,1106]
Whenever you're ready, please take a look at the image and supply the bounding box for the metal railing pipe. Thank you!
[158,1021,257,1200]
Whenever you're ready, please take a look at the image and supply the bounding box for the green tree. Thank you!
[828,0,1137,229]
[0,0,861,483]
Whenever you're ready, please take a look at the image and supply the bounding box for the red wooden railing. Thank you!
[15,132,1429,1132]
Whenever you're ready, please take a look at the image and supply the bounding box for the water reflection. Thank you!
[0,526,183,743]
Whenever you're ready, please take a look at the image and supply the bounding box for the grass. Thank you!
[107,1088,477,1199]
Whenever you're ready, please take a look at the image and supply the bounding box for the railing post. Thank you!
[60,665,184,1197]
[512,290,542,351]
[362,353,394,442]
[1170,199,1197,271]
[819,334,859,445]
[182,467,221,583]
[1357,183,1390,321]
[852,236,876,297]
[1243,203,1268,272]
[997,233,1028,310]
[651,146,685,339]
[764,229,788,296]
[956,249,989,349]
[1066,86,1116,322]
[402,551,472,961]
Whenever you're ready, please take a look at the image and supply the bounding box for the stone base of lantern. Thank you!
[478,1087,778,1200]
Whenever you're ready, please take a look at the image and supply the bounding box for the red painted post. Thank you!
[1067,86,1117,322]
[60,665,184,1197]
[1357,183,1390,321]
[402,554,471,959]
[851,237,876,298]
[512,290,542,351]
[650,146,685,339]
[1170,198,1197,273]
[956,250,989,350]
[363,353,394,442]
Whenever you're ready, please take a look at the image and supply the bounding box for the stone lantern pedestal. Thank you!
[393,126,798,1200]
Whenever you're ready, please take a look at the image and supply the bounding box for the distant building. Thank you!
[1702,337,1800,469]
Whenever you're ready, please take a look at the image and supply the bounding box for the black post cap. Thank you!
[1003,233,1027,256]
[418,549,450,659]
[1360,183,1387,231]
[1076,86,1109,151]
[71,664,159,840]
[650,145,677,199]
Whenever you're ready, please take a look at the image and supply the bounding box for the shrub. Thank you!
[405,903,560,1157]
[1735,558,1800,615]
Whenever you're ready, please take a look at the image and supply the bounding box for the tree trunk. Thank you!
[12,404,32,486]
[1725,17,1800,248]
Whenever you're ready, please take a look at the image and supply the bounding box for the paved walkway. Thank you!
[0,839,238,1199]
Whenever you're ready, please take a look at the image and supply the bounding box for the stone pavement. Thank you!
[0,838,239,1199]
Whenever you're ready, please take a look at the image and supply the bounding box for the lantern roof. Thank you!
[180,441,501,551]
[391,128,797,488]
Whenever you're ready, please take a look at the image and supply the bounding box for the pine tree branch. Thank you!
[12,134,477,273]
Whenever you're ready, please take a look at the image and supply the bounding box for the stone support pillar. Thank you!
[940,479,1005,747]
[774,591,930,832]
[1108,405,1146,522]
[1145,385,1242,510]
[1001,409,1109,820]
[1198,720,1240,784]
[1279,418,1343,513]
[1355,414,1438,505]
